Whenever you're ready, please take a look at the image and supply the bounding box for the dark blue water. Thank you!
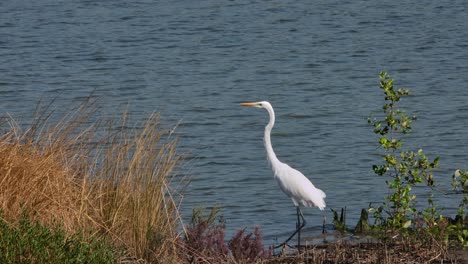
[1,0,467,243]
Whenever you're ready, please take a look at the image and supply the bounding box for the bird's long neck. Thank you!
[264,106,280,167]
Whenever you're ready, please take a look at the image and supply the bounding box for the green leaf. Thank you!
[379,137,388,146]
[431,156,440,168]
[402,220,412,229]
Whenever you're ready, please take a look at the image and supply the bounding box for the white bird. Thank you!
[240,101,326,249]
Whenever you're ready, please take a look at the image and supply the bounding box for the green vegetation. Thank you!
[365,72,467,248]
[0,211,116,263]
[0,73,466,263]
[368,71,440,229]
[325,72,466,263]
[450,169,468,246]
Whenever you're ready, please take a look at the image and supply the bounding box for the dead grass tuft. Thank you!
[0,98,184,262]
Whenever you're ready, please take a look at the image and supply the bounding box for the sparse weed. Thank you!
[228,226,272,263]
[180,207,229,262]
[179,207,272,263]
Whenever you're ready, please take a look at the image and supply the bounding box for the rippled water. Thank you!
[1,0,467,243]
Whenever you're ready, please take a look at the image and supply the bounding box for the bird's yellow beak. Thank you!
[240,102,258,107]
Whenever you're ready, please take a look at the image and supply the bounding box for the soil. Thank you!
[268,239,468,263]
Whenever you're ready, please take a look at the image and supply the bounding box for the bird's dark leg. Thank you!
[296,207,301,248]
[297,207,306,249]
[275,206,306,250]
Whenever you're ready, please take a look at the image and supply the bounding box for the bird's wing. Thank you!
[274,163,326,210]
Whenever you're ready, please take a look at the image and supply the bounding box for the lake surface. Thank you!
[1,0,467,244]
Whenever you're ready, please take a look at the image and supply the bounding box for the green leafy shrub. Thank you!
[368,71,440,229]
[367,72,467,249]
[450,169,468,246]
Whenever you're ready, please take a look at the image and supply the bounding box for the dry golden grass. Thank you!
[0,98,184,262]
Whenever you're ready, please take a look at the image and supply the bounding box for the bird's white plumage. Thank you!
[241,101,326,210]
[273,162,326,210]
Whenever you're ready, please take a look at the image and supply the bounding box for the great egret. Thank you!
[240,101,326,249]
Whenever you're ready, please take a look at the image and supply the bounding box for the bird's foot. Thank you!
[273,242,296,257]
[273,242,292,249]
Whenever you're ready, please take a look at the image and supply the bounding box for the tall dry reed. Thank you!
[0,98,184,262]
